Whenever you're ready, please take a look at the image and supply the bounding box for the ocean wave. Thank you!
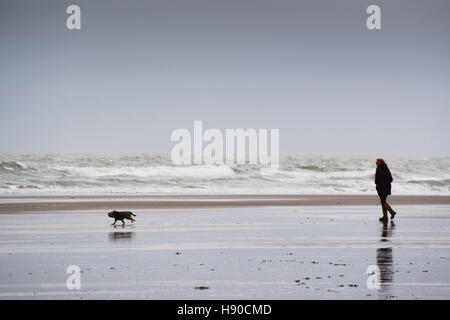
[0,153,449,195]
[278,169,375,180]
[53,164,236,178]
[294,165,327,171]
[0,161,28,172]
[406,179,450,187]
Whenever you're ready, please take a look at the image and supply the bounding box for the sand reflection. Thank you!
[108,231,135,242]
[377,221,395,295]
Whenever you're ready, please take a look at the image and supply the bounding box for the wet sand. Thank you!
[1,194,449,214]
[0,196,449,299]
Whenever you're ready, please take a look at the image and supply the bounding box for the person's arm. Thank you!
[375,168,380,185]
[387,168,393,183]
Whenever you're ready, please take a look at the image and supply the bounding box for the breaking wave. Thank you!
[0,153,449,195]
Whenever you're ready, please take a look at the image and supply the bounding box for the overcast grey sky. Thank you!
[1,0,449,155]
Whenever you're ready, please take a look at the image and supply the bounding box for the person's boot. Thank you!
[384,203,397,219]
[379,205,388,222]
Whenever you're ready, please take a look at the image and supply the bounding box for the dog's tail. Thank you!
[131,212,136,216]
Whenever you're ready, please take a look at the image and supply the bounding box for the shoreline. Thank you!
[1,194,449,214]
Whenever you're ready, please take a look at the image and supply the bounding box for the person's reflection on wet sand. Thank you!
[109,231,135,242]
[377,221,395,295]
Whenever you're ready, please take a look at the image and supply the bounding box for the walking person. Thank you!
[375,158,397,222]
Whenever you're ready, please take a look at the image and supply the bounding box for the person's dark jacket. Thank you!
[375,163,393,195]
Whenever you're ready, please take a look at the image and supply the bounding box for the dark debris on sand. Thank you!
[194,286,209,290]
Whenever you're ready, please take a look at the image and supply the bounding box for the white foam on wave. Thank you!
[53,165,236,178]
[1,153,449,195]
[278,169,375,180]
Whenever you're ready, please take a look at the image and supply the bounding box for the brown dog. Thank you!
[108,210,136,226]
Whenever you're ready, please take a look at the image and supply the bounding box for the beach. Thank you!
[1,195,449,299]
[2,0,450,305]
[0,194,450,214]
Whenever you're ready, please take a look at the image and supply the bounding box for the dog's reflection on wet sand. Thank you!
[108,230,135,242]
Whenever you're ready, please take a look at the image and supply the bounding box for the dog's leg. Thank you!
[112,219,117,225]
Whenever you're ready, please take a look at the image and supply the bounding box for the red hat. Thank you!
[376,158,385,165]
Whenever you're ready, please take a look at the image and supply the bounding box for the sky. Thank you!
[0,0,449,155]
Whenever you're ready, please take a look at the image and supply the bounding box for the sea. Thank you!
[0,153,449,195]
